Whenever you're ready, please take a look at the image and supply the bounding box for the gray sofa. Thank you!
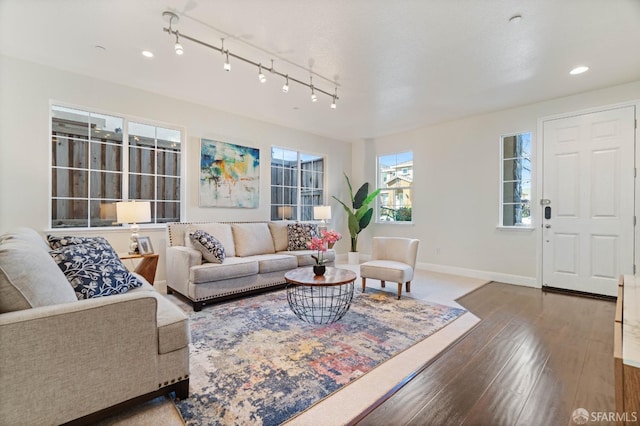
[166,221,335,311]
[0,228,190,425]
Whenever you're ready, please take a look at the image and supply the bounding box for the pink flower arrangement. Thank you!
[308,229,342,265]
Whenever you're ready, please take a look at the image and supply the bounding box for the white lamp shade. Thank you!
[116,201,151,224]
[314,205,332,221]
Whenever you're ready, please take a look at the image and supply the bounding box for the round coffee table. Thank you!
[284,267,357,324]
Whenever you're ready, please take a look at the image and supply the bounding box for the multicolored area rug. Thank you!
[175,289,466,425]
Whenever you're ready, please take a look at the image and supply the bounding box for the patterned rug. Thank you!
[175,289,466,425]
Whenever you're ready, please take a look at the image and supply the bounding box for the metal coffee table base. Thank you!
[286,282,355,324]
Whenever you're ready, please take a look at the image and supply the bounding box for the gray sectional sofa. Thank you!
[0,228,190,425]
[166,221,335,311]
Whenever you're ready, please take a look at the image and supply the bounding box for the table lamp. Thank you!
[278,206,293,220]
[116,201,151,254]
[313,205,332,233]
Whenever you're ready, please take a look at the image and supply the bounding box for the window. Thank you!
[51,105,182,228]
[271,147,324,221]
[377,151,413,222]
[501,132,532,227]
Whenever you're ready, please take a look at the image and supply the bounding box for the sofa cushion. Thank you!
[147,292,190,354]
[190,257,259,284]
[268,221,290,252]
[185,223,235,257]
[50,242,143,300]
[277,249,336,266]
[246,254,299,274]
[232,223,275,257]
[189,230,225,264]
[0,239,77,313]
[287,223,318,251]
[46,235,109,250]
[0,227,51,252]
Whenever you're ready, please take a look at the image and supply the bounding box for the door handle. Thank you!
[545,224,551,229]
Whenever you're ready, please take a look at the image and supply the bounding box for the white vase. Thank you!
[348,251,359,265]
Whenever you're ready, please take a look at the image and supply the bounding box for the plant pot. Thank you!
[348,251,359,265]
[313,265,326,276]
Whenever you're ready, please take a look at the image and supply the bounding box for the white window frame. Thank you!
[49,102,185,229]
[499,131,534,230]
[376,151,413,224]
[270,146,326,221]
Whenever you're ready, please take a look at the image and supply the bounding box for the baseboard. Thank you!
[418,262,538,288]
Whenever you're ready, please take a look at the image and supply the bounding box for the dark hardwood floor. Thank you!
[354,282,616,426]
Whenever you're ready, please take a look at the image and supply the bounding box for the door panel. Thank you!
[542,106,635,296]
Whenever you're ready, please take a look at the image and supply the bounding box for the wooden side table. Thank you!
[119,253,159,285]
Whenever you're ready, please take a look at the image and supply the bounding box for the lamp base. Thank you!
[129,224,140,255]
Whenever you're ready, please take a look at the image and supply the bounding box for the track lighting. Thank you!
[162,10,340,109]
[258,64,267,83]
[310,77,318,102]
[174,33,184,55]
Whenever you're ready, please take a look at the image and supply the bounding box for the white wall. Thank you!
[0,55,353,282]
[360,80,640,286]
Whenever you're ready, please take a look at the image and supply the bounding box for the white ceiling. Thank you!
[1,0,639,142]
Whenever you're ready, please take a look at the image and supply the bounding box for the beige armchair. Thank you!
[360,237,420,299]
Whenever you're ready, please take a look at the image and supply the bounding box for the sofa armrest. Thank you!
[0,293,161,425]
[166,245,202,295]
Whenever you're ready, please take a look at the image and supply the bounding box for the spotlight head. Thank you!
[311,93,318,102]
[174,42,184,55]
[330,99,337,110]
[259,73,267,83]
[282,84,289,93]
[224,52,231,71]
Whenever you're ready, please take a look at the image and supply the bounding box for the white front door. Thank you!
[542,106,635,296]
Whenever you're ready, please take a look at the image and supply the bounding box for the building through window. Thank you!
[50,105,182,228]
[377,151,413,222]
[271,147,324,221]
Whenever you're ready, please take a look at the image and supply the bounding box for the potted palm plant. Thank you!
[332,173,381,264]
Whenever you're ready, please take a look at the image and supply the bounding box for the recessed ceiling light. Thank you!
[142,50,154,58]
[570,66,589,75]
[509,14,523,23]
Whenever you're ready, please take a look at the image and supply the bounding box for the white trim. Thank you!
[418,262,539,288]
[496,225,535,232]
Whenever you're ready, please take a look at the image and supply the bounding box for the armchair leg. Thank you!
[406,281,411,293]
[361,277,367,293]
[397,283,402,299]
[381,280,386,288]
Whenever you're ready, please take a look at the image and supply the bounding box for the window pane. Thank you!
[378,152,413,222]
[503,158,531,181]
[90,200,118,227]
[158,151,180,176]
[129,147,155,174]
[90,113,124,144]
[90,171,122,199]
[157,176,180,201]
[52,199,88,228]
[52,137,88,168]
[129,174,155,200]
[52,106,89,140]
[156,201,180,223]
[52,169,88,197]
[90,142,122,171]
[503,133,531,159]
[503,202,531,226]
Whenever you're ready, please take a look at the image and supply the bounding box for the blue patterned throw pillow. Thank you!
[190,230,225,263]
[287,223,318,251]
[50,241,143,300]
[47,235,109,250]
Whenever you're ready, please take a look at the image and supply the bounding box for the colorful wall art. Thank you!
[199,139,260,208]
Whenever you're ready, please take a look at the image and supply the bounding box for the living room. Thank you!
[1,1,640,425]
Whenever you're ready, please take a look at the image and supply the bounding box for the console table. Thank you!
[119,253,159,285]
[284,267,357,324]
[614,275,640,425]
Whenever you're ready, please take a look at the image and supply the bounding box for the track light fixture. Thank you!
[174,32,184,55]
[258,64,267,83]
[162,10,340,109]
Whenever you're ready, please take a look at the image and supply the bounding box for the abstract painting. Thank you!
[199,139,260,208]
